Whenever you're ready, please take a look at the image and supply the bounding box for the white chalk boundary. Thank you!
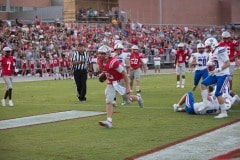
[0,110,105,129]
[135,121,240,160]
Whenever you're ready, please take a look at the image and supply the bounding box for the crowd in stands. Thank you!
[0,16,240,78]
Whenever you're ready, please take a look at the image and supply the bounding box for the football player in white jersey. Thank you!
[114,43,130,73]
[114,43,131,105]
[190,43,209,91]
[173,85,239,115]
[201,37,230,118]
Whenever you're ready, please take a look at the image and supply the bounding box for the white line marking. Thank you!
[0,110,105,129]
[136,121,240,160]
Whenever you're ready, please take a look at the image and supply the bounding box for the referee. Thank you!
[71,43,92,102]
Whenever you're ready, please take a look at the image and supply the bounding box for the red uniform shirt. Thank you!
[0,56,16,76]
[60,58,69,68]
[53,57,59,67]
[40,58,46,69]
[219,40,239,62]
[22,59,27,69]
[30,59,35,69]
[129,52,142,69]
[97,57,123,84]
[175,50,189,64]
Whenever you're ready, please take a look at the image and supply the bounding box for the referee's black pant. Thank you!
[73,69,88,101]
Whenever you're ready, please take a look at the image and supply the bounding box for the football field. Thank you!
[0,69,240,160]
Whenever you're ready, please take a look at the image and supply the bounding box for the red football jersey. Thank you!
[219,40,239,62]
[22,59,27,69]
[175,50,188,64]
[60,58,69,68]
[1,56,16,76]
[129,52,142,69]
[97,57,123,84]
[53,57,59,67]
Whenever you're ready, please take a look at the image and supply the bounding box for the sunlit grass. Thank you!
[0,70,240,160]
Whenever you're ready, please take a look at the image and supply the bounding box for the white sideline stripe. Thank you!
[0,110,105,129]
[136,121,240,160]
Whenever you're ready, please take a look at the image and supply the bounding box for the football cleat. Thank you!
[176,84,180,88]
[9,100,14,107]
[137,93,144,107]
[214,112,228,119]
[173,104,179,112]
[181,85,184,88]
[235,95,240,103]
[98,120,112,128]
[1,99,6,106]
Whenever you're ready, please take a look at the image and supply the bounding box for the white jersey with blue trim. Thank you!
[209,46,230,76]
[191,52,209,71]
[115,52,130,69]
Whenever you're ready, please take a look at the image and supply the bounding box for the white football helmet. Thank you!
[114,43,124,50]
[98,45,111,56]
[197,43,205,49]
[204,38,218,50]
[178,43,185,48]
[131,45,139,50]
[222,31,231,38]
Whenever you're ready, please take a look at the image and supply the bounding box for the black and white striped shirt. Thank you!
[72,50,90,71]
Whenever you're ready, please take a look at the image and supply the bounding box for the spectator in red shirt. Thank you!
[0,47,16,107]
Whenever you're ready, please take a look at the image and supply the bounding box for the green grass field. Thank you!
[0,70,240,160]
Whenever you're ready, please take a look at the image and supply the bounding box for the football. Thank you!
[98,73,107,82]
[207,61,215,71]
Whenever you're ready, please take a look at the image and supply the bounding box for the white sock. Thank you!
[219,103,227,112]
[201,89,208,104]
[182,79,185,85]
[107,117,112,123]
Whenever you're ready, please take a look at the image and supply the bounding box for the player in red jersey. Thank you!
[129,45,143,93]
[97,45,144,128]
[174,43,190,88]
[0,47,16,107]
[219,31,239,91]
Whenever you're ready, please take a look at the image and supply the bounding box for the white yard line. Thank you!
[136,121,240,160]
[0,110,105,129]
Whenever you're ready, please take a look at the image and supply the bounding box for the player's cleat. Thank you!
[235,95,240,103]
[121,100,127,106]
[137,93,144,107]
[9,100,14,107]
[173,104,179,112]
[136,90,141,93]
[214,112,228,119]
[176,84,180,88]
[181,85,184,88]
[98,120,112,128]
[192,86,197,91]
[1,99,6,106]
